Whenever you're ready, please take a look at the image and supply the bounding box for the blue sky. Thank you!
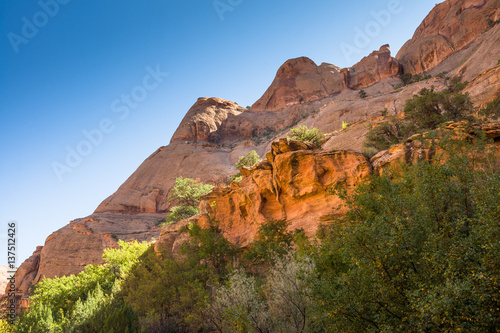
[0,0,440,266]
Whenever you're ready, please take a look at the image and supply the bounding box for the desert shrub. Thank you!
[168,177,214,207]
[235,150,261,169]
[230,151,261,184]
[229,174,243,183]
[287,125,325,147]
[399,73,432,86]
[364,118,413,151]
[208,254,315,333]
[208,269,270,333]
[362,147,379,159]
[341,121,350,130]
[404,86,473,130]
[359,89,368,99]
[266,254,315,332]
[365,81,473,152]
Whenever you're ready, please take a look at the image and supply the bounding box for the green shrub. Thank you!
[235,150,261,169]
[287,125,325,147]
[359,89,368,99]
[165,205,199,224]
[362,147,379,159]
[364,118,413,151]
[230,151,261,184]
[365,81,473,152]
[165,177,213,224]
[479,98,500,120]
[341,121,350,130]
[168,177,213,207]
[229,174,243,183]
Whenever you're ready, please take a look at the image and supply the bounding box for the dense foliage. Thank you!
[165,177,214,224]
[314,137,500,332]
[14,240,149,332]
[121,221,239,331]
[287,125,325,147]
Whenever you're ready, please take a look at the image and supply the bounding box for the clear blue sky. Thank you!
[0,0,440,266]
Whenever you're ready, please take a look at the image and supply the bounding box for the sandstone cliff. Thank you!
[9,0,500,304]
[396,0,500,74]
[251,45,401,112]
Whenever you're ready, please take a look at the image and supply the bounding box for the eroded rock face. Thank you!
[251,57,345,112]
[251,46,401,112]
[396,0,500,74]
[348,45,402,90]
[196,139,372,247]
[170,97,246,143]
[2,247,42,311]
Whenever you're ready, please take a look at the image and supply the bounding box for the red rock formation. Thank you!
[170,97,246,143]
[197,138,372,246]
[396,0,500,74]
[348,45,402,90]
[252,46,402,112]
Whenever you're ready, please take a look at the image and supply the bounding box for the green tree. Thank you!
[16,241,148,332]
[231,151,261,183]
[122,221,238,331]
[313,137,500,332]
[287,125,325,147]
[364,117,413,151]
[479,98,500,120]
[168,177,214,207]
[359,89,368,99]
[364,81,474,152]
[235,150,261,170]
[244,220,297,267]
[165,177,214,224]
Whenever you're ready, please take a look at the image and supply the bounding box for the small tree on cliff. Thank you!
[165,177,214,224]
[230,150,261,183]
[364,80,474,152]
[288,125,325,147]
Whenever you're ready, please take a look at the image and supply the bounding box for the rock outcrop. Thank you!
[396,0,500,74]
[252,45,402,112]
[196,139,371,247]
[170,97,247,143]
[155,122,500,255]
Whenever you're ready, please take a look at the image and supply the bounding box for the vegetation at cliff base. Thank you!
[287,125,325,147]
[164,177,214,225]
[14,240,149,332]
